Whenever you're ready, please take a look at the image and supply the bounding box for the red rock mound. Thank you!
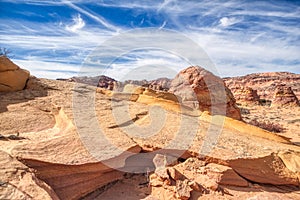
[230,86,260,105]
[169,66,241,120]
[271,84,300,107]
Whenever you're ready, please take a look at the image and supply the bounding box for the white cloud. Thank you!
[63,0,121,32]
[13,59,81,79]
[1,0,299,79]
[219,17,239,27]
[66,14,85,33]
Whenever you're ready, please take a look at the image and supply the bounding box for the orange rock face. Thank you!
[0,56,30,92]
[169,66,241,120]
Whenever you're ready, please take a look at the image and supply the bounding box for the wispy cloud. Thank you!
[62,0,121,32]
[66,14,85,32]
[0,0,299,79]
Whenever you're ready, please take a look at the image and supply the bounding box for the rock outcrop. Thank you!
[271,84,300,107]
[57,75,117,90]
[124,78,172,91]
[149,152,300,200]
[1,70,300,200]
[169,66,241,120]
[229,86,260,105]
[224,72,300,102]
[148,78,171,91]
[0,56,30,92]
[97,75,117,90]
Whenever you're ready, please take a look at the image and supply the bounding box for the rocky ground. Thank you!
[239,104,300,145]
[0,58,300,200]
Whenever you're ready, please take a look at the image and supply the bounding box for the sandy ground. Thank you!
[240,105,300,145]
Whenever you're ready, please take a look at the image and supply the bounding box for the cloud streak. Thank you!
[66,14,85,32]
[62,0,121,32]
[0,0,299,79]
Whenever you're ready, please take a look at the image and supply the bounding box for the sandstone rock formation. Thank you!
[224,72,300,102]
[1,71,300,199]
[57,75,117,90]
[271,84,300,107]
[0,56,30,92]
[229,86,260,105]
[169,66,241,120]
[148,78,171,91]
[97,75,117,90]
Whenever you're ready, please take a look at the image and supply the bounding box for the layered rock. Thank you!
[271,84,300,107]
[124,77,171,91]
[148,78,171,91]
[230,86,260,105]
[169,66,241,120]
[224,72,300,102]
[97,75,117,90]
[1,74,300,200]
[150,152,300,200]
[0,56,30,92]
[57,75,117,90]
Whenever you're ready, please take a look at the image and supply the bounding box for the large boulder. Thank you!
[169,66,241,120]
[0,56,30,92]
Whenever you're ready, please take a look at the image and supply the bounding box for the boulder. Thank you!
[169,66,241,120]
[0,56,30,92]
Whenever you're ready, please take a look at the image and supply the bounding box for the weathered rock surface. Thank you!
[169,66,242,120]
[224,72,300,103]
[229,86,260,105]
[1,70,300,199]
[271,84,300,107]
[148,78,172,91]
[0,56,30,92]
[57,75,117,90]
[229,152,300,186]
[124,78,172,91]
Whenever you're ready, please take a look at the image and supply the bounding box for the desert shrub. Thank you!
[249,119,284,133]
[259,99,271,106]
[240,107,250,115]
[0,47,12,58]
[288,119,300,124]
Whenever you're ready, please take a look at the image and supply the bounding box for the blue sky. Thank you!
[0,0,299,80]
